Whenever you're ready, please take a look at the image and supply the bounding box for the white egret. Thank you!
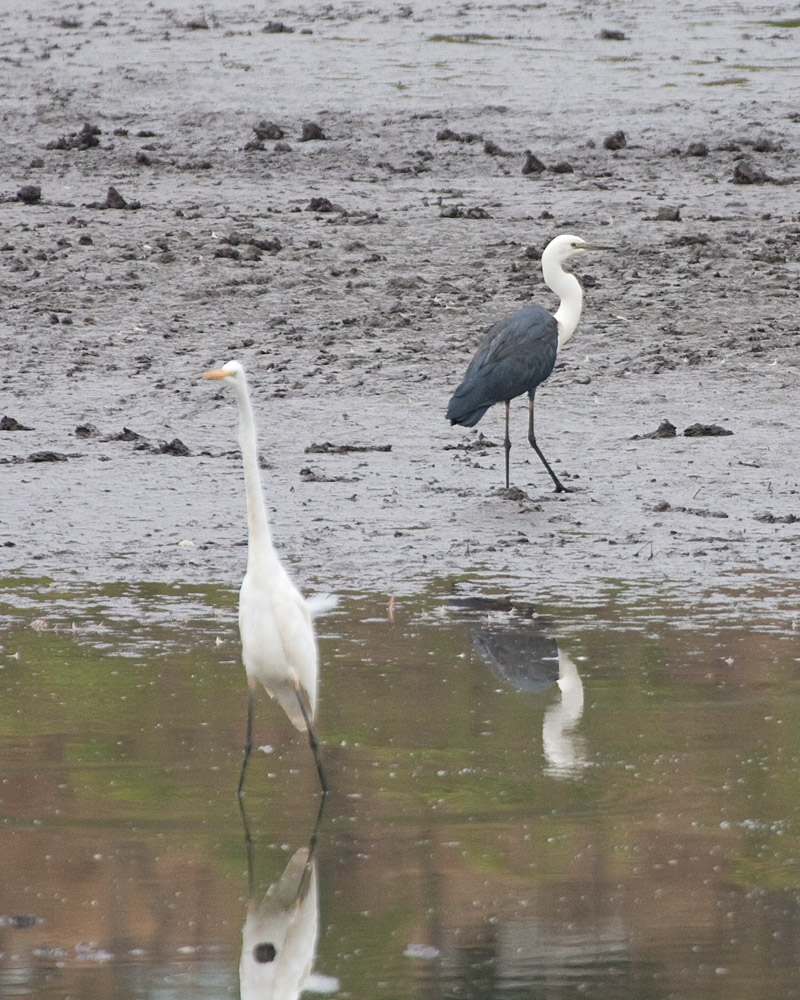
[203,360,331,795]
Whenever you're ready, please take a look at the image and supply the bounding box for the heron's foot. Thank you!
[551,471,583,493]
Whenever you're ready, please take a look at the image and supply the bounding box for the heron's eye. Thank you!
[254,942,277,963]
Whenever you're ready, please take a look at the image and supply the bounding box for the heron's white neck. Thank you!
[543,254,584,348]
[232,376,276,573]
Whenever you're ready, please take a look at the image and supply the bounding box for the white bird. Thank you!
[446,233,615,491]
[203,360,331,794]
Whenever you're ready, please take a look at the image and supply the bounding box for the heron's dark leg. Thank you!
[295,690,329,796]
[527,389,569,493]
[237,686,255,799]
[504,400,511,489]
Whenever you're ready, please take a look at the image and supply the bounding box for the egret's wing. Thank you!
[275,582,320,724]
[240,568,319,729]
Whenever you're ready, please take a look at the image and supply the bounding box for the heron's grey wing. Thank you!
[472,630,560,691]
[468,306,559,391]
[447,306,558,426]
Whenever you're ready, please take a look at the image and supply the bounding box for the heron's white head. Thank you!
[203,359,244,382]
[543,233,616,266]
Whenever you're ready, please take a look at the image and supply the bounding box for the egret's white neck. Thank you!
[543,253,584,349]
[232,377,276,573]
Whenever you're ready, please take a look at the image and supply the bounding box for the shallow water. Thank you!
[2,578,800,999]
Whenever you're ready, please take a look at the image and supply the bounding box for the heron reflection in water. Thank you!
[239,796,338,1000]
[471,629,586,777]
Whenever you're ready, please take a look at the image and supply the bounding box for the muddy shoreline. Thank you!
[1,1,798,620]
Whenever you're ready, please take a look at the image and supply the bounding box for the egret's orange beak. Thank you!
[203,368,229,380]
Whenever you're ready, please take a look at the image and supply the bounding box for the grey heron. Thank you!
[446,233,614,491]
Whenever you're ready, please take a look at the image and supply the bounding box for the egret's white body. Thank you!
[203,360,329,790]
[239,566,317,731]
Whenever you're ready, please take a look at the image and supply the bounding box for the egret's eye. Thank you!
[254,942,277,963]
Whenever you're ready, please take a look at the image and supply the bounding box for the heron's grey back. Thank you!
[446,305,558,427]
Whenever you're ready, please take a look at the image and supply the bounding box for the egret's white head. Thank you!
[203,359,244,382]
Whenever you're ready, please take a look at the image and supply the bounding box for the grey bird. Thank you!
[446,233,614,491]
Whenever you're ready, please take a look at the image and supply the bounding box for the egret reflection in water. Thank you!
[239,798,337,999]
[471,628,586,777]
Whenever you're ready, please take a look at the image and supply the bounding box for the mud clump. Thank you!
[246,120,286,151]
[755,512,799,524]
[46,122,101,151]
[299,122,326,141]
[683,423,733,437]
[306,197,337,213]
[521,150,546,174]
[631,420,677,440]
[28,451,68,463]
[158,438,191,456]
[440,205,491,219]
[86,186,140,210]
[483,139,510,156]
[437,128,482,143]
[108,428,144,442]
[305,442,392,454]
[732,160,770,184]
[1,416,32,431]
[16,185,41,204]
[603,129,627,150]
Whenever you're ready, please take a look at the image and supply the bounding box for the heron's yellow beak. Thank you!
[203,368,230,380]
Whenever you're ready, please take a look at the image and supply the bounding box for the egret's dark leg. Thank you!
[504,400,511,489]
[237,686,255,799]
[237,791,255,897]
[295,690,328,796]
[527,389,569,493]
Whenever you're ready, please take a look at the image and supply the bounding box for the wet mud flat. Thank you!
[0,0,798,616]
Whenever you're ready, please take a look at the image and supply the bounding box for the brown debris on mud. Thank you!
[0,0,798,611]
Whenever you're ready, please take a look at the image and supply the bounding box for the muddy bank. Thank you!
[1,0,798,617]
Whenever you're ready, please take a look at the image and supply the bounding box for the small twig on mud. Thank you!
[632,540,654,560]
